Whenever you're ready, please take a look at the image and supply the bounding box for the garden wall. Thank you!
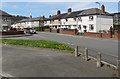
[60,29,78,35]
[0,31,24,35]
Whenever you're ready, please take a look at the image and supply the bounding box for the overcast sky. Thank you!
[1,2,119,18]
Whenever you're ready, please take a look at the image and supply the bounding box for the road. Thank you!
[2,44,116,77]
[5,32,118,65]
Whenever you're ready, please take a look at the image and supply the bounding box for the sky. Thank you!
[1,2,119,18]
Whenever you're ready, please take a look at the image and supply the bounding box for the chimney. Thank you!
[30,15,32,19]
[57,10,61,15]
[68,8,72,14]
[101,5,105,14]
[49,15,51,18]
[43,16,45,19]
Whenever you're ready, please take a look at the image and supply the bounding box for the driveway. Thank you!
[2,44,116,77]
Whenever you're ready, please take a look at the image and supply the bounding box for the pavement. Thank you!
[2,32,118,66]
[2,44,117,77]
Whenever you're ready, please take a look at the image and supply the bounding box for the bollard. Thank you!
[75,46,78,57]
[84,48,88,61]
[96,52,101,68]
[117,60,120,78]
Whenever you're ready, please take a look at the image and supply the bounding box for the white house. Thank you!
[0,10,13,32]
[44,5,113,33]
[12,16,45,32]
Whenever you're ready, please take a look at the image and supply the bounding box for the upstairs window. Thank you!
[78,17,82,21]
[74,18,76,21]
[66,18,68,22]
[2,18,7,21]
[50,20,51,24]
[78,25,81,30]
[58,19,61,21]
[89,16,94,21]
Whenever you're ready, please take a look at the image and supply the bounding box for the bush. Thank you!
[35,26,49,31]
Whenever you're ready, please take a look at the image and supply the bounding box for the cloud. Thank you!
[12,5,18,8]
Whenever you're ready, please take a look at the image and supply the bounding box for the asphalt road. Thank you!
[7,32,118,66]
[2,44,116,77]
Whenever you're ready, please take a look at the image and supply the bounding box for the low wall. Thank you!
[114,31,120,39]
[84,32,101,37]
[0,31,24,35]
[101,31,112,38]
[44,28,51,32]
[83,31,116,38]
[60,29,78,35]
[51,29,59,33]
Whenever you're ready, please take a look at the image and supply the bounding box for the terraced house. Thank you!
[13,16,45,33]
[44,5,113,33]
[0,10,13,32]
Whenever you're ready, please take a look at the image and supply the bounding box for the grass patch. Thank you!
[0,39,74,51]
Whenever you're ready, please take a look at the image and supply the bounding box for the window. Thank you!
[78,17,82,21]
[2,18,7,21]
[78,25,81,30]
[58,19,61,21]
[89,16,93,21]
[74,18,76,21]
[89,24,94,30]
[83,25,87,29]
[66,18,68,22]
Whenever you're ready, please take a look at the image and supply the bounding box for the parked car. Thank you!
[24,28,36,34]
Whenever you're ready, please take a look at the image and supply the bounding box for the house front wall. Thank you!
[96,15,113,32]
[0,16,12,31]
[77,15,96,33]
[44,15,113,33]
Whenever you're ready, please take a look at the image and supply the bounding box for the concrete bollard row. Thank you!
[74,45,102,68]
[117,60,120,78]
[84,48,88,61]
[75,46,78,57]
[96,52,101,68]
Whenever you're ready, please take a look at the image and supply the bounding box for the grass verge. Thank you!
[0,39,74,51]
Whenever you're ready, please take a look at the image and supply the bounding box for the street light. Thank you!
[95,2,102,37]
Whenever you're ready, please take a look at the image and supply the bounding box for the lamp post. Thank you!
[96,2,102,37]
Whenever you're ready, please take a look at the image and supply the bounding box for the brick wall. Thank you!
[114,31,120,39]
[102,31,112,38]
[0,31,24,35]
[83,31,112,38]
[84,32,101,37]
[60,29,78,35]
[51,29,59,33]
[44,28,51,32]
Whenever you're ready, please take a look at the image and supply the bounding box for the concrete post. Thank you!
[84,48,88,61]
[75,46,78,57]
[96,52,101,68]
[117,60,120,78]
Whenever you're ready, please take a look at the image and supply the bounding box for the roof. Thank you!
[45,8,111,21]
[0,10,13,17]
[18,17,47,22]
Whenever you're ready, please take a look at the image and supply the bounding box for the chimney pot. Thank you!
[57,10,61,15]
[43,16,45,19]
[49,15,51,18]
[101,5,105,14]
[68,8,72,13]
[30,15,32,19]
